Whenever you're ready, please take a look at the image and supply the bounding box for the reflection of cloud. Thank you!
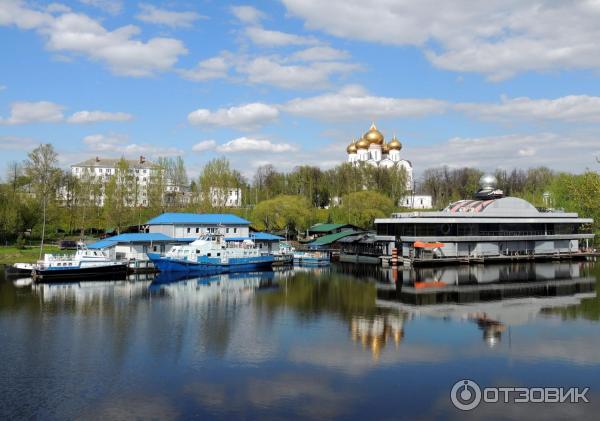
[503,336,600,366]
[288,341,451,375]
[184,372,354,419]
[78,394,179,420]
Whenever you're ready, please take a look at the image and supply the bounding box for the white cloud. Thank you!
[188,103,279,130]
[230,5,265,24]
[289,46,349,62]
[0,85,5,91]
[238,57,359,89]
[45,13,188,76]
[77,0,122,15]
[0,101,64,125]
[136,4,204,28]
[46,3,71,14]
[409,133,600,173]
[282,0,600,80]
[245,26,319,47]
[0,2,188,77]
[283,85,447,120]
[0,135,37,150]
[456,95,600,123]
[67,110,133,124]
[216,137,297,153]
[83,133,182,156]
[0,0,53,29]
[179,55,229,81]
[192,140,217,152]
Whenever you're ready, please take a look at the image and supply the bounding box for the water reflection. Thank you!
[1,262,600,419]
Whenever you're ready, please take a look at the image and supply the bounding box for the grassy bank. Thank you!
[0,245,61,265]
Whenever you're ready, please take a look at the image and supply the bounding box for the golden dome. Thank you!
[389,135,402,150]
[356,136,370,149]
[346,140,358,154]
[363,122,384,145]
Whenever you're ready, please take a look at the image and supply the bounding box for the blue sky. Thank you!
[1,0,600,180]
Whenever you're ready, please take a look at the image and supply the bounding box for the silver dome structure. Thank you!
[479,174,497,190]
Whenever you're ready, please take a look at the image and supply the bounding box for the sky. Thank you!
[1,0,600,181]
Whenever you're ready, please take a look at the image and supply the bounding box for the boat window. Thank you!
[187,227,191,233]
[196,227,200,233]
[207,253,211,257]
[217,253,220,257]
[196,250,200,254]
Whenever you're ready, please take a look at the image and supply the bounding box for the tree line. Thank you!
[0,144,599,244]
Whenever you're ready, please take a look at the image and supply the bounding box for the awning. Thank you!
[413,241,445,248]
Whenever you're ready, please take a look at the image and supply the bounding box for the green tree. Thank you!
[336,191,395,228]
[252,195,311,238]
[24,144,59,258]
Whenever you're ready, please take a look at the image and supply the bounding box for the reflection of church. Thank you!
[350,314,406,360]
[346,123,414,191]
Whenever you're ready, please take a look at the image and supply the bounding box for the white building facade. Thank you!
[347,123,414,191]
[146,213,251,239]
[71,156,158,207]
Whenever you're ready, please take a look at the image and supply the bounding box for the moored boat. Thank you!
[293,251,330,266]
[147,234,274,274]
[32,243,127,281]
[5,262,36,277]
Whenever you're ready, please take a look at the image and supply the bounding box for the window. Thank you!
[187,227,191,233]
[99,168,103,173]
[226,228,230,233]
[207,253,211,257]
[233,228,237,233]
[196,228,200,233]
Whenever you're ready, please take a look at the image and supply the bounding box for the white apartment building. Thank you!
[70,156,157,206]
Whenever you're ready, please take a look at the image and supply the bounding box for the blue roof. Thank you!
[88,233,189,249]
[252,232,284,241]
[146,213,250,225]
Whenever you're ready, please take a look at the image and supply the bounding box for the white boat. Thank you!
[293,251,330,266]
[147,235,274,273]
[32,243,127,281]
[5,262,36,277]
[271,242,295,265]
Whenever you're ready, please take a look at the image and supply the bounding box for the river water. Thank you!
[1,261,600,420]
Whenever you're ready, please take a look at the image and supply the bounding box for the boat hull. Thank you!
[32,263,128,281]
[4,264,35,277]
[147,253,274,274]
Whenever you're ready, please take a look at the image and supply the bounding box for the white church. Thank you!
[346,123,432,209]
[346,123,414,191]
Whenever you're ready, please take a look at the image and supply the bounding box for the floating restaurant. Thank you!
[375,175,595,265]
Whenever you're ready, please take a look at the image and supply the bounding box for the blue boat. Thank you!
[147,234,274,274]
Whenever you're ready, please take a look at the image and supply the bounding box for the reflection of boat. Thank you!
[148,235,274,274]
[148,271,276,302]
[12,277,33,288]
[32,244,127,281]
[293,251,330,266]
